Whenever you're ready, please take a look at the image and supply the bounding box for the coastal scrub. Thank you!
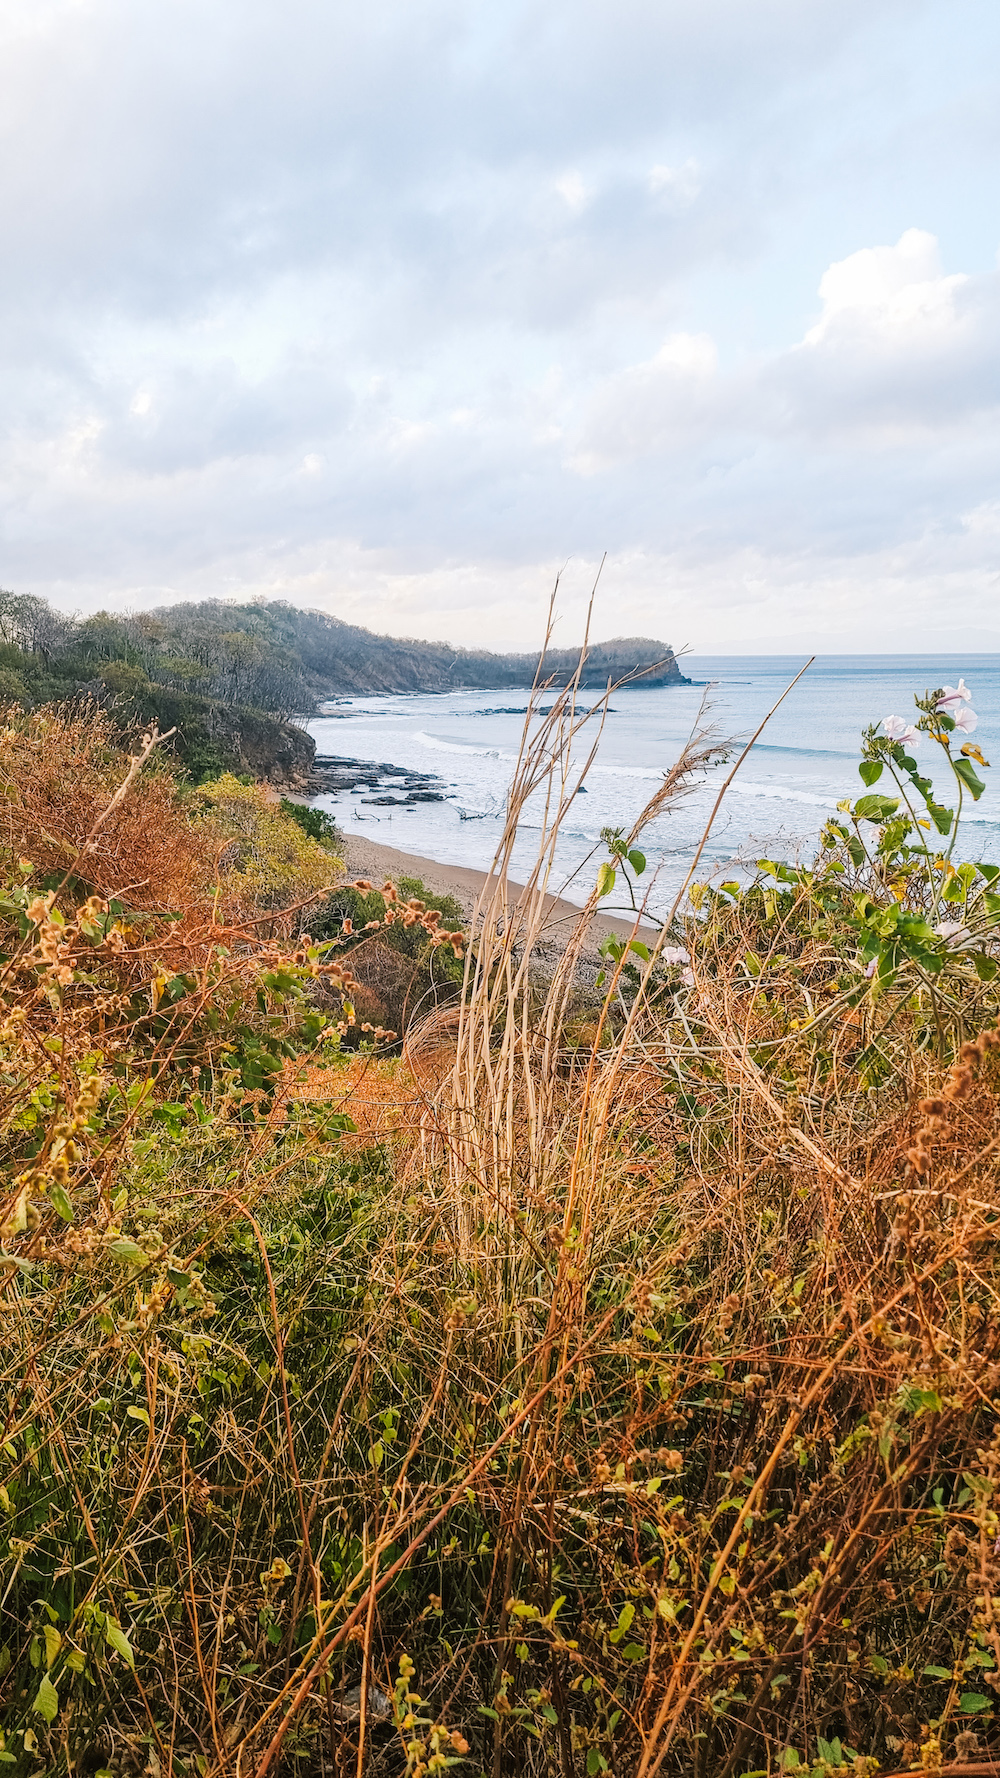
[1,668,1000,1775]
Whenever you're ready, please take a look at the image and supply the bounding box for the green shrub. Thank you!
[279,797,343,851]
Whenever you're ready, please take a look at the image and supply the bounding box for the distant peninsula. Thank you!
[0,591,688,784]
[134,600,690,698]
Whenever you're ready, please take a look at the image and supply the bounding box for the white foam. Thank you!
[413,730,517,761]
[728,781,833,808]
[589,761,664,782]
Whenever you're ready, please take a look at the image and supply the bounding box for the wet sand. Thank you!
[341,833,657,949]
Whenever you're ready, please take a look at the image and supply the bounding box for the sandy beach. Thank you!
[340,832,658,950]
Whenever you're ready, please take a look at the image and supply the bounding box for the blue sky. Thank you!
[1,0,999,651]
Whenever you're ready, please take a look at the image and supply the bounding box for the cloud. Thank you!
[807,228,949,329]
[0,0,998,648]
[569,333,722,472]
[778,231,1000,435]
[575,230,1000,471]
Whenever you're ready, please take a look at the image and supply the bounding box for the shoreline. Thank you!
[340,833,659,950]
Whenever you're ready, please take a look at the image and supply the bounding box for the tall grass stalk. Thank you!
[4,669,1000,1778]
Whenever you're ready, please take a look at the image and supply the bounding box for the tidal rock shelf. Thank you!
[309,754,447,807]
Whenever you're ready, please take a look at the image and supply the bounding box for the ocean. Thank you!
[305,655,1000,922]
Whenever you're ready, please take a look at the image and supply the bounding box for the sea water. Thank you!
[305,656,1000,922]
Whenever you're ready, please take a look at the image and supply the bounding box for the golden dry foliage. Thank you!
[279,1054,431,1151]
[0,702,214,911]
[194,772,342,911]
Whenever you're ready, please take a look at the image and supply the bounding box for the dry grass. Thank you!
[2,658,1000,1778]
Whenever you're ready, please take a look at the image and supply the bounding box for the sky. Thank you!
[1,0,999,654]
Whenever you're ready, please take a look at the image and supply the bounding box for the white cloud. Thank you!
[801,228,971,359]
[573,229,1000,472]
[554,171,589,213]
[810,228,946,322]
[0,1,998,648]
[780,231,1000,436]
[647,160,701,205]
[569,332,721,472]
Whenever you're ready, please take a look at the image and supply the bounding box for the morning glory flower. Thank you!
[661,946,689,966]
[951,704,978,735]
[934,920,971,948]
[883,715,920,745]
[936,680,973,712]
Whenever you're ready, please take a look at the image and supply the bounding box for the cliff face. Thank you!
[189,699,315,788]
[78,682,317,788]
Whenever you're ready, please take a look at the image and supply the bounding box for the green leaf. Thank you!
[49,1184,73,1224]
[627,849,646,876]
[960,1692,992,1713]
[923,1665,953,1679]
[596,864,616,900]
[954,756,986,800]
[858,761,884,786]
[107,1239,147,1266]
[42,1626,61,1669]
[854,794,900,823]
[973,953,999,982]
[911,1388,943,1413]
[104,1621,135,1668]
[33,1674,58,1724]
[126,1406,150,1429]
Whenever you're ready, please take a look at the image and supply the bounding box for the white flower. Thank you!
[883,716,919,746]
[660,946,689,966]
[952,704,978,735]
[936,680,973,712]
[934,920,971,949]
[680,966,695,988]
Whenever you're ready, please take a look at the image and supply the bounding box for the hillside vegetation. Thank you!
[0,592,686,785]
[1,668,1000,1778]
